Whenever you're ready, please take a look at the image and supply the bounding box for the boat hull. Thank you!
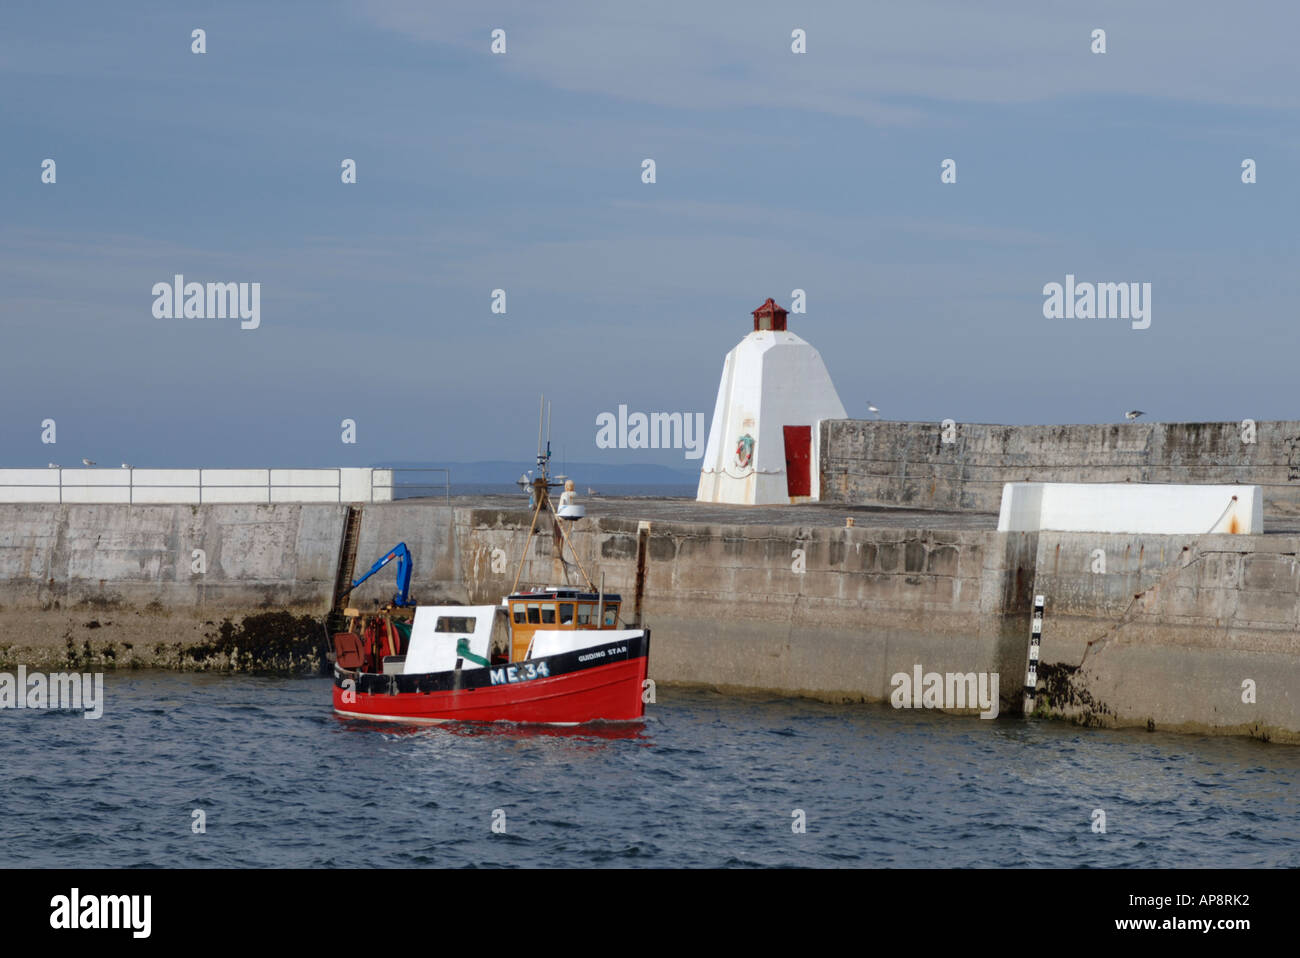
[332,633,650,725]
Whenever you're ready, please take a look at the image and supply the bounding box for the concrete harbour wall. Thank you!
[1031,531,1300,739]
[0,499,1295,742]
[821,419,1300,518]
[0,503,345,657]
[484,515,1035,708]
[0,503,343,611]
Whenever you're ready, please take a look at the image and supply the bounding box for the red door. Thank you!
[783,425,811,497]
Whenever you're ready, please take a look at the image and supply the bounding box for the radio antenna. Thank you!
[536,395,544,462]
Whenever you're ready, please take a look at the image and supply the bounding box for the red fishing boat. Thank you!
[328,408,651,725]
[330,589,649,724]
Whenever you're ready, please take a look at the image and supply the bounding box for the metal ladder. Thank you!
[329,506,364,617]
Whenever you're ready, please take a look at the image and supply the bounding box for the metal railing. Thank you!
[0,467,350,504]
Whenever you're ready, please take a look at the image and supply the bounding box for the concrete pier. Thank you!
[821,419,1300,518]
[1,491,1296,742]
[4,419,1300,741]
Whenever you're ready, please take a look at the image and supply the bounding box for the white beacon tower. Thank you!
[696,298,846,505]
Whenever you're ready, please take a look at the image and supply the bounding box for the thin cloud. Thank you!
[357,0,1300,116]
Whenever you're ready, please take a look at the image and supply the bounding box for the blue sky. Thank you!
[1,1,1297,469]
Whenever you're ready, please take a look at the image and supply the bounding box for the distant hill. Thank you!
[374,460,698,486]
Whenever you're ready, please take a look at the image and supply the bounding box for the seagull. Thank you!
[121,463,132,469]
[47,463,59,469]
[587,487,598,497]
[81,458,96,466]
[867,402,881,420]
[1124,410,1145,421]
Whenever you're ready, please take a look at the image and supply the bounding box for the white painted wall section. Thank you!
[0,468,395,503]
[997,482,1263,534]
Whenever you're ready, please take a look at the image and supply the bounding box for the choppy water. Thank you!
[2,673,1297,868]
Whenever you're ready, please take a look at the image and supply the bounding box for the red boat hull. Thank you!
[332,634,649,725]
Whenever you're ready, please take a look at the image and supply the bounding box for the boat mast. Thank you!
[510,395,598,595]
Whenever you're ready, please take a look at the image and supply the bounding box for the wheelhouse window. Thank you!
[526,603,541,624]
[540,603,557,624]
[512,604,526,624]
[576,603,595,626]
[559,603,575,625]
[435,616,476,633]
[603,605,618,627]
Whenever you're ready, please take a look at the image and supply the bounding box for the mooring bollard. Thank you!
[1023,594,1045,716]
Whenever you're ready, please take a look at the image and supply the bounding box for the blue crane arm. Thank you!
[348,542,414,607]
